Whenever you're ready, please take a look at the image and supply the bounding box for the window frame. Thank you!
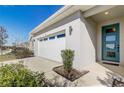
[49,36,55,40]
[44,38,48,41]
[57,33,65,38]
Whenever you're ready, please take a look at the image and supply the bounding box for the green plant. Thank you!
[61,49,74,73]
[0,62,46,87]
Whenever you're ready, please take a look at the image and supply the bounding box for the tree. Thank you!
[0,26,8,55]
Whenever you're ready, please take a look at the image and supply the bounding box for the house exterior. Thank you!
[30,5,124,70]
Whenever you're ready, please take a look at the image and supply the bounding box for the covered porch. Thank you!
[83,5,124,66]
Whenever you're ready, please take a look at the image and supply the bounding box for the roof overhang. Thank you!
[30,5,95,35]
[30,5,118,35]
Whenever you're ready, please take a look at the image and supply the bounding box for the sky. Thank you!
[0,5,63,45]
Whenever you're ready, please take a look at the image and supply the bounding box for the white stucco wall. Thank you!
[65,18,82,70]
[33,11,81,64]
[34,18,83,66]
[97,16,124,66]
[79,14,97,70]
[32,10,97,70]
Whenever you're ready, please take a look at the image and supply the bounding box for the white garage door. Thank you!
[37,31,65,62]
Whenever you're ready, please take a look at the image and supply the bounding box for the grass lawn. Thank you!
[0,54,16,62]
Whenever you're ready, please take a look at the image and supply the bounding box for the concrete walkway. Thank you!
[0,57,122,87]
[98,62,124,77]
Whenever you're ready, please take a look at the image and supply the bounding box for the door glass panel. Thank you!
[106,35,116,41]
[107,52,116,57]
[106,28,116,33]
[106,44,115,49]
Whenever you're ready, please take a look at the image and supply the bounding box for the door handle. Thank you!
[117,44,120,48]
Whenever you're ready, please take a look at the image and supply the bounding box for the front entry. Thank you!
[102,23,120,62]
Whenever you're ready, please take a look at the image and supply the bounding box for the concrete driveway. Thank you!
[0,57,123,87]
[0,57,61,73]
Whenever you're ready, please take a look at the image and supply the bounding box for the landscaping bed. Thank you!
[53,65,89,82]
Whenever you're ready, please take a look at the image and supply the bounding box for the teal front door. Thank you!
[102,23,120,62]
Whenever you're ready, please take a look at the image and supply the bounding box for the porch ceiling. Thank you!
[91,6,124,23]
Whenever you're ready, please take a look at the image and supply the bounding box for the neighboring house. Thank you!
[30,5,124,70]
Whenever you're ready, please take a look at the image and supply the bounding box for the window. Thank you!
[57,33,65,38]
[49,36,55,40]
[106,43,115,49]
[39,39,43,41]
[44,38,48,41]
[106,28,116,33]
[107,52,116,57]
[106,35,116,41]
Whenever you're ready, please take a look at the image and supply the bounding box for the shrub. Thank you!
[12,47,33,59]
[0,62,46,87]
[61,49,74,73]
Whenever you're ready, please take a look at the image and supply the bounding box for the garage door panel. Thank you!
[38,37,65,62]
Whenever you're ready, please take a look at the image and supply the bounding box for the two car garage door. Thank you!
[37,31,66,62]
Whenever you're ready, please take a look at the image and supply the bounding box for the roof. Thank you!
[30,5,95,35]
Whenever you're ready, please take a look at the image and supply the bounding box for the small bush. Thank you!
[61,49,74,73]
[12,47,33,59]
[0,62,46,87]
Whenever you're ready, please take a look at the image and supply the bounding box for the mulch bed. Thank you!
[53,65,89,82]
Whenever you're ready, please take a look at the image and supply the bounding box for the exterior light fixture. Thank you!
[69,26,73,35]
[113,27,116,32]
